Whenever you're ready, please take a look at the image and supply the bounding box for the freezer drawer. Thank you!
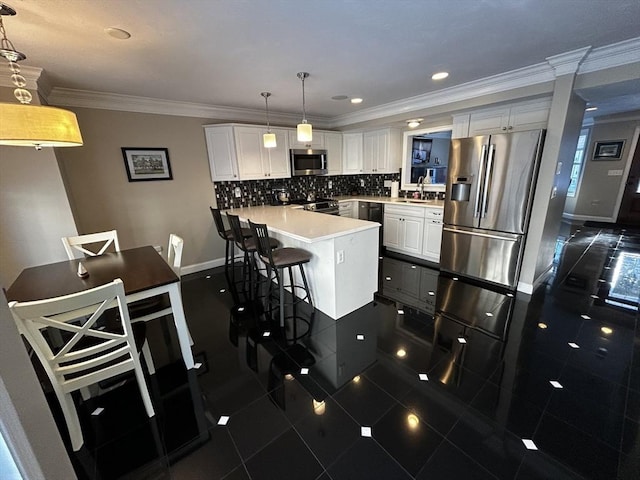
[440,226,522,289]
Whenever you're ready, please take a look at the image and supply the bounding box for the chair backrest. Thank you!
[249,220,276,267]
[167,233,184,275]
[210,207,228,241]
[226,213,252,251]
[8,279,139,394]
[61,230,120,260]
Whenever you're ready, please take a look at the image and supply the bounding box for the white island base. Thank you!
[230,206,380,320]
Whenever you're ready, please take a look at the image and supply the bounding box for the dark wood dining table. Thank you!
[6,245,195,369]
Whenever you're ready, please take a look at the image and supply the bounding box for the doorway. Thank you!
[616,128,640,226]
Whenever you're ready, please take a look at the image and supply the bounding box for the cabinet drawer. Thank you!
[424,208,444,220]
[384,204,425,218]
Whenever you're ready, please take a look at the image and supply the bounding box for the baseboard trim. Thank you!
[181,258,225,276]
[562,212,615,223]
[518,264,553,295]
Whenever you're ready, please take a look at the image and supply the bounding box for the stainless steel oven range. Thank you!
[291,198,339,215]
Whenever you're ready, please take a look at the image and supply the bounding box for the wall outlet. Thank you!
[337,250,345,264]
[234,186,242,198]
[384,180,392,187]
[360,179,365,187]
[328,180,333,189]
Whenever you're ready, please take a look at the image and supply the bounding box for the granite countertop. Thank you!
[332,195,445,208]
[226,205,379,243]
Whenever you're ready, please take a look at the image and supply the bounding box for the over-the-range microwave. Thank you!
[290,149,328,176]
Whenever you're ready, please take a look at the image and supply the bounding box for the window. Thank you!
[567,128,590,197]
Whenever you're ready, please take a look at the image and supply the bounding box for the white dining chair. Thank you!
[129,233,194,345]
[61,230,120,260]
[8,278,155,452]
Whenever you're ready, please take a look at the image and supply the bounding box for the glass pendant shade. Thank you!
[297,122,312,142]
[296,72,312,142]
[0,103,83,147]
[263,132,277,148]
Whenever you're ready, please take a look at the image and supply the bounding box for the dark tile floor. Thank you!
[50,222,639,479]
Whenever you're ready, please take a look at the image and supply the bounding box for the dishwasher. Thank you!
[358,202,384,252]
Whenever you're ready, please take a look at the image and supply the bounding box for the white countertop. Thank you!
[333,195,444,209]
[227,205,379,243]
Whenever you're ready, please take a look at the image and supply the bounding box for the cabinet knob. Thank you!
[502,127,507,131]
[508,126,513,130]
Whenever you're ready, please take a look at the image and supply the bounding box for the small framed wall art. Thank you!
[122,147,173,181]
[592,140,625,161]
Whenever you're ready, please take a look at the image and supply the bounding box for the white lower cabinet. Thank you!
[383,205,424,256]
[383,204,443,263]
[422,208,443,262]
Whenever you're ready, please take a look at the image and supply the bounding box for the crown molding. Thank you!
[578,37,640,74]
[546,47,591,76]
[35,37,640,129]
[45,87,332,126]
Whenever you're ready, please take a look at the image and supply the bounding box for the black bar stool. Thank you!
[227,213,278,300]
[210,207,251,277]
[249,220,314,341]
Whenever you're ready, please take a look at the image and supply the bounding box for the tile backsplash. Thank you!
[214,174,444,209]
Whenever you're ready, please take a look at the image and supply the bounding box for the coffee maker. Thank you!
[272,187,290,205]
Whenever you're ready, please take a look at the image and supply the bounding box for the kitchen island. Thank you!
[228,205,380,320]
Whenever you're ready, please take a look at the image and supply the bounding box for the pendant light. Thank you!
[296,72,312,143]
[261,92,276,148]
[0,4,83,149]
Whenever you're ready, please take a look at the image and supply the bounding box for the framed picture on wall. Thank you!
[593,140,625,161]
[122,148,173,181]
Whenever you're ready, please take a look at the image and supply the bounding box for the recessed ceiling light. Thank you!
[585,106,598,112]
[104,27,131,40]
[431,72,449,80]
[396,348,407,358]
[600,326,613,335]
[350,98,363,104]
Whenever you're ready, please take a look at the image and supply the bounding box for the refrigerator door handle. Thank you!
[443,226,518,242]
[474,145,487,218]
[481,144,495,218]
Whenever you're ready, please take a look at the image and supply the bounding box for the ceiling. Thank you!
[2,0,640,127]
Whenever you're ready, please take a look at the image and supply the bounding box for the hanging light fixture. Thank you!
[260,92,276,148]
[296,72,312,143]
[0,4,83,150]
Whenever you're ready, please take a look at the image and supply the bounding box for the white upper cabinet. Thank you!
[363,128,402,173]
[342,133,364,174]
[205,124,290,181]
[452,99,551,138]
[204,125,239,182]
[323,132,343,175]
[235,126,290,179]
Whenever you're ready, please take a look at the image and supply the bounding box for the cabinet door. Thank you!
[363,131,379,173]
[324,132,343,175]
[468,108,510,136]
[235,127,266,179]
[266,128,291,178]
[508,102,550,132]
[452,114,470,139]
[204,126,238,182]
[375,132,390,172]
[402,216,424,255]
[343,133,364,174]
[423,220,443,260]
[383,213,401,248]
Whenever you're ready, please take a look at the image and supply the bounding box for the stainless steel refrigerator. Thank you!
[441,129,545,289]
